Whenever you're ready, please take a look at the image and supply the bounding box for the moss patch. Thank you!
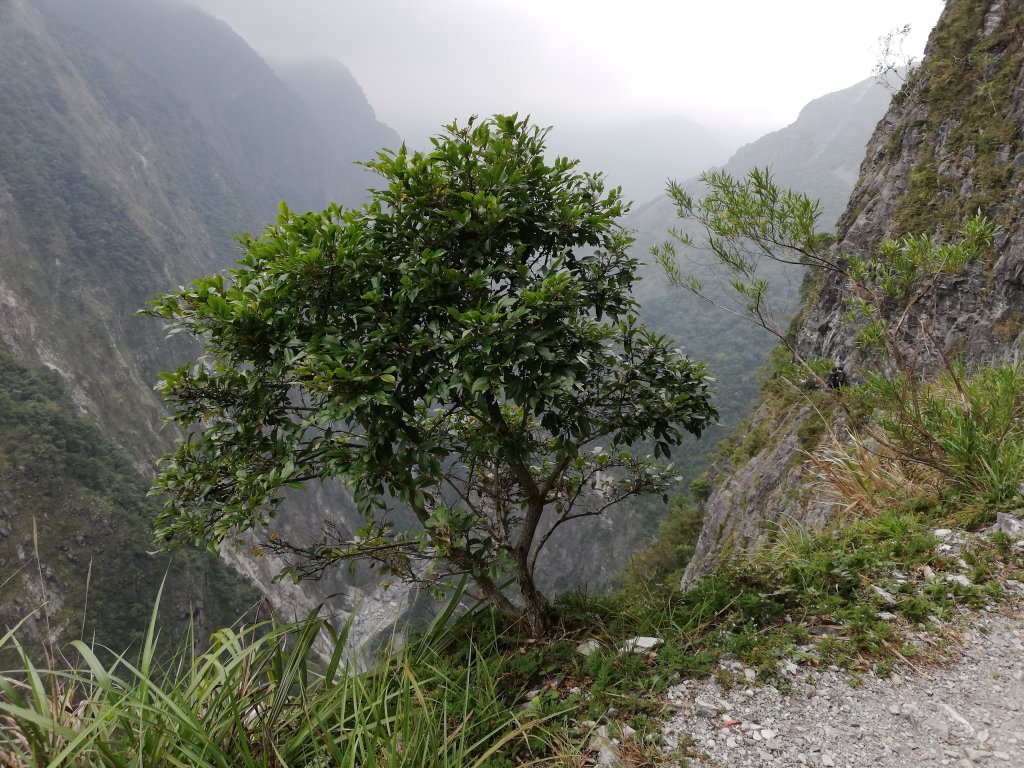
[890,0,1024,236]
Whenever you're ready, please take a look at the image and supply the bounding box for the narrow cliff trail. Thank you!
[662,608,1024,767]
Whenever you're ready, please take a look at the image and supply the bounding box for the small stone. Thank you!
[976,729,990,745]
[821,754,835,767]
[871,585,897,604]
[964,746,992,762]
[619,636,663,653]
[576,639,602,657]
[946,574,973,588]
[744,667,757,682]
[993,512,1024,540]
[694,697,722,718]
[726,736,738,748]
[889,704,902,715]
[587,725,613,750]
[597,745,626,768]
[993,751,1011,760]
[927,718,951,740]
[605,707,619,719]
[766,738,784,751]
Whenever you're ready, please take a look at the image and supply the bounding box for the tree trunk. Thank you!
[515,555,550,637]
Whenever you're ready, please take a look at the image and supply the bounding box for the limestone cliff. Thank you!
[683,0,1024,583]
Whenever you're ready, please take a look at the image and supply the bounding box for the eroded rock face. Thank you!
[684,0,1024,584]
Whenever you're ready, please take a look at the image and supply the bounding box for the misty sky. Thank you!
[186,0,943,148]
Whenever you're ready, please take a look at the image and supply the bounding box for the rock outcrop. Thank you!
[684,0,1024,583]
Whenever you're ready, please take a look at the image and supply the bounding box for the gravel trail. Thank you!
[662,609,1024,767]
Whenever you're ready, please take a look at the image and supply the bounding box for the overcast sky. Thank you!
[186,0,943,148]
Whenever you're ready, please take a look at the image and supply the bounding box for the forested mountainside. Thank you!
[684,0,1024,583]
[0,0,403,650]
[0,341,258,656]
[37,0,399,215]
[625,75,894,491]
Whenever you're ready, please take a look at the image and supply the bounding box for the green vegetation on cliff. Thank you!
[0,342,258,657]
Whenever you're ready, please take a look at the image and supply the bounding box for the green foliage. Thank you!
[653,168,840,394]
[623,497,704,587]
[147,115,716,632]
[0,342,257,657]
[886,0,1024,235]
[864,363,1024,510]
[844,214,996,355]
[0,591,569,768]
[688,475,712,503]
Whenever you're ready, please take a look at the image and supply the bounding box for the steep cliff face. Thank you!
[0,0,243,464]
[683,0,1024,583]
[0,0,409,649]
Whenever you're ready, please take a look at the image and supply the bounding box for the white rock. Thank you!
[597,745,626,768]
[619,636,663,653]
[577,639,602,656]
[992,512,1024,540]
[871,585,897,604]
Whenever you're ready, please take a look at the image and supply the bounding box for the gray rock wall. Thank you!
[683,0,1024,583]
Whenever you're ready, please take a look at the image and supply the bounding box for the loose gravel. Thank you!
[662,609,1024,767]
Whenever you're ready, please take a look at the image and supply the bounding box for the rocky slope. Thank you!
[683,0,1024,583]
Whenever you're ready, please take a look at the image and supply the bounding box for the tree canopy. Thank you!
[147,115,716,632]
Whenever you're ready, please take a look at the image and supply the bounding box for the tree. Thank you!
[146,115,716,634]
[654,168,1006,512]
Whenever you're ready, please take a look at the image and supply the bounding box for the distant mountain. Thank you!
[272,57,401,195]
[38,0,399,214]
[549,114,731,204]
